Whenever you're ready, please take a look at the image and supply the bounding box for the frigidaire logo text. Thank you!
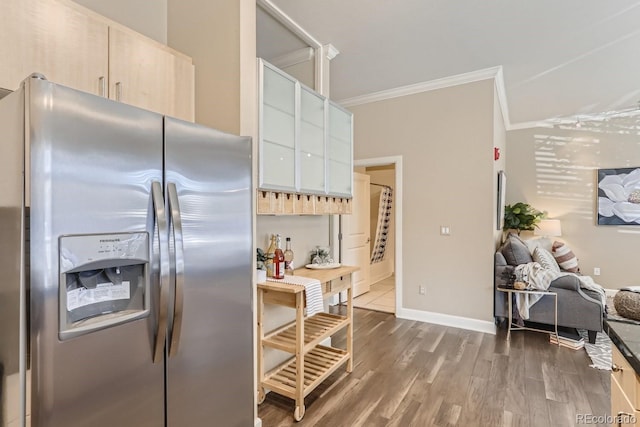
[100,238,121,243]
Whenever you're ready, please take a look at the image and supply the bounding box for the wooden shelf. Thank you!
[263,345,349,400]
[263,312,349,353]
[257,190,352,215]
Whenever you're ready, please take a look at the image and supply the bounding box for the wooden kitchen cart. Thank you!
[257,265,358,421]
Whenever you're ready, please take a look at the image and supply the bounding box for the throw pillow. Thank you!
[501,233,534,266]
[552,241,579,273]
[532,247,560,273]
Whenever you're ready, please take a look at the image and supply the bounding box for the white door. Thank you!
[341,172,371,297]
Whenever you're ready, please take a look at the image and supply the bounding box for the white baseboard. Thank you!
[255,418,262,427]
[396,308,496,335]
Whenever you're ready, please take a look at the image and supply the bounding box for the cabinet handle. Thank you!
[115,82,122,101]
[98,76,106,97]
[612,363,624,372]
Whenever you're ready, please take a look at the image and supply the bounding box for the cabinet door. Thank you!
[327,101,353,197]
[299,86,326,194]
[612,375,637,426]
[259,61,297,191]
[109,26,173,115]
[170,54,195,121]
[0,0,108,95]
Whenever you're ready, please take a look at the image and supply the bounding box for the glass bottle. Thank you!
[265,234,276,278]
[284,237,294,275]
[273,234,285,279]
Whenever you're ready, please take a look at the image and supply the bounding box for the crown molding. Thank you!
[257,0,322,48]
[270,47,315,69]
[338,66,503,107]
[324,43,340,60]
[337,66,531,131]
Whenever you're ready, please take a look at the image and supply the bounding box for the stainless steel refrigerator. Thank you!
[0,75,254,427]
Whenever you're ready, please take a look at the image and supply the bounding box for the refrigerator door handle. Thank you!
[167,182,185,357]
[152,181,170,363]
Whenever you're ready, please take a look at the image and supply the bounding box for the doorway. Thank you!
[348,156,402,315]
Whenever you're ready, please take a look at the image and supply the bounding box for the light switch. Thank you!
[440,226,450,236]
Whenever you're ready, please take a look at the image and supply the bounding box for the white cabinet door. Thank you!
[299,86,326,194]
[327,101,353,197]
[259,60,297,191]
[0,0,108,95]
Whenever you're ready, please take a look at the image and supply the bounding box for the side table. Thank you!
[497,287,559,344]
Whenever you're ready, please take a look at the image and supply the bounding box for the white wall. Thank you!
[506,121,640,288]
[72,0,167,43]
[350,79,497,322]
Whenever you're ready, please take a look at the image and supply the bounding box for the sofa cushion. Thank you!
[532,247,560,273]
[501,233,534,266]
[552,241,579,273]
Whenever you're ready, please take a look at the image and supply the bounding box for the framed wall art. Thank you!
[597,167,640,225]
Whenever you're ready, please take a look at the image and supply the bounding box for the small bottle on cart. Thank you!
[273,234,285,279]
[284,237,294,275]
[265,234,276,277]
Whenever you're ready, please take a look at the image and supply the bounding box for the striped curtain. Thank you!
[370,187,393,264]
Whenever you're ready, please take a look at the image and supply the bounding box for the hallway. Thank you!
[352,275,395,313]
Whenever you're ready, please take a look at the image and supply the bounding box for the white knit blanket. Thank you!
[267,275,324,317]
[514,262,606,319]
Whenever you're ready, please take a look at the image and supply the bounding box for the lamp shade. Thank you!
[534,219,562,237]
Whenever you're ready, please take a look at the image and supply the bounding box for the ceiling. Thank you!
[257,0,640,128]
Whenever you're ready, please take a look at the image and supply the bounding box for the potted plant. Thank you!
[503,202,546,235]
[256,248,271,282]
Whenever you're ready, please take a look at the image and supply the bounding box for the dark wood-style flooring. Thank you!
[258,307,610,427]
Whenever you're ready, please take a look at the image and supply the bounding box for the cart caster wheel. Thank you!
[257,388,265,405]
[294,405,305,421]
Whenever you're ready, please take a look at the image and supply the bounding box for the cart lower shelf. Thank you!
[262,345,349,399]
[263,312,348,354]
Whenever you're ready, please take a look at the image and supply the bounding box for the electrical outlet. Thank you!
[593,267,601,276]
[419,286,426,295]
[440,226,450,236]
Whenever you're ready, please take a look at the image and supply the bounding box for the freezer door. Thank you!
[0,85,26,427]
[28,77,165,427]
[164,117,253,427]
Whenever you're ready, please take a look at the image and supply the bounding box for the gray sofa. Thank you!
[494,234,604,344]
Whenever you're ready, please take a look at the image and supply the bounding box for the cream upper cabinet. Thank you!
[327,102,353,197]
[258,59,353,198]
[0,0,108,95]
[170,55,195,122]
[0,0,194,121]
[109,26,194,121]
[109,26,173,117]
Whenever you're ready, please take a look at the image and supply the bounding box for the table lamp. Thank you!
[534,219,562,237]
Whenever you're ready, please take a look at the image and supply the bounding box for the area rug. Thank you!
[578,329,612,370]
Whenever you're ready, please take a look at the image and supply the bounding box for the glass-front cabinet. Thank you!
[327,102,353,197]
[259,61,297,191]
[299,86,326,194]
[258,59,353,199]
